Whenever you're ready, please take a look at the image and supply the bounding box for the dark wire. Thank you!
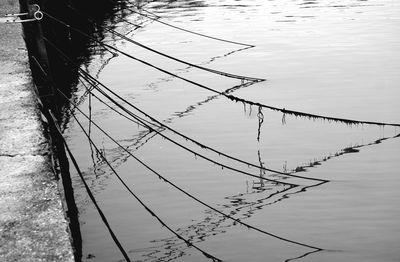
[61,3,264,82]
[76,66,326,182]
[104,27,265,82]
[57,86,323,251]
[43,12,400,128]
[128,7,256,48]
[43,11,325,253]
[73,66,300,187]
[78,76,159,129]
[46,110,132,262]
[45,34,328,184]
[33,45,219,259]
[67,103,223,262]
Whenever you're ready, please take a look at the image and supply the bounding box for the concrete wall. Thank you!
[0,1,75,261]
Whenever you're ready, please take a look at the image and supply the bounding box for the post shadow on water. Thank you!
[40,0,136,125]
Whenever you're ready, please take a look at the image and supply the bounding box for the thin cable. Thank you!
[128,8,255,48]
[77,65,326,183]
[68,107,222,262]
[46,110,132,262]
[105,27,264,82]
[74,71,301,187]
[59,4,264,82]
[135,7,160,19]
[58,2,266,82]
[45,35,328,184]
[43,12,400,127]
[43,12,224,93]
[78,75,159,129]
[47,35,295,185]
[224,95,400,127]
[57,87,323,251]
[39,48,213,259]
[60,2,262,83]
[75,67,301,186]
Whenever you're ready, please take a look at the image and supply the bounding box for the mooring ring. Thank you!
[34,10,43,21]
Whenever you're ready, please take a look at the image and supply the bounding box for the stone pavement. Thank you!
[0,1,75,261]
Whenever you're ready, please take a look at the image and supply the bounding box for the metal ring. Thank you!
[34,11,43,21]
[33,4,40,11]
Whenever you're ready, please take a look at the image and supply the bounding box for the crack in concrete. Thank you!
[0,153,47,158]
[0,153,19,157]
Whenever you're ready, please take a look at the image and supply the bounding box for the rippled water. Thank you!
[64,0,400,261]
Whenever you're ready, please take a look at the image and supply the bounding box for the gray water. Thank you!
[65,0,400,261]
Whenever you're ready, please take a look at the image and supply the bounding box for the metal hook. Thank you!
[33,4,40,11]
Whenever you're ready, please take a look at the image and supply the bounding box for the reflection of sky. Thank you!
[64,0,400,261]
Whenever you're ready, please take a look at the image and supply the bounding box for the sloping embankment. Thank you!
[0,2,75,261]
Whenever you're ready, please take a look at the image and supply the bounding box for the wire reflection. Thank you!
[127,182,321,261]
[39,1,400,261]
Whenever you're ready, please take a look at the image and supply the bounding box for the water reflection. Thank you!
[37,0,137,128]
[291,133,400,174]
[148,0,207,11]
[165,80,257,123]
[298,0,384,10]
[127,182,323,261]
[57,0,400,261]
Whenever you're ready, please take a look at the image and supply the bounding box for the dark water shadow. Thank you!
[24,1,134,261]
[36,0,134,128]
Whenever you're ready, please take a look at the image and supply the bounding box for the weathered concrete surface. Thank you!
[0,1,75,261]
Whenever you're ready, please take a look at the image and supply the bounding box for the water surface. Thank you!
[64,0,400,261]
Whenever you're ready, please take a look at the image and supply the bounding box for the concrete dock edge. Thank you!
[0,1,75,261]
